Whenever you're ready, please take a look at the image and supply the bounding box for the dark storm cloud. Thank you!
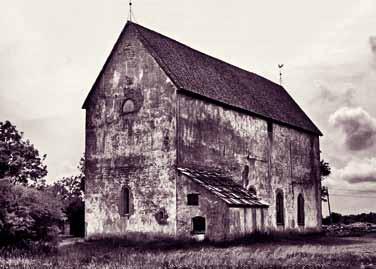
[339,158,376,184]
[329,107,376,151]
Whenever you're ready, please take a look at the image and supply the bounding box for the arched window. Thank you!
[121,186,130,216]
[192,216,206,234]
[276,191,284,226]
[297,194,305,226]
[122,99,136,114]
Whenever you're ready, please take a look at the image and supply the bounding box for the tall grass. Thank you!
[1,233,376,268]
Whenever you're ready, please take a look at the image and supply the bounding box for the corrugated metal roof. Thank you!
[178,167,269,208]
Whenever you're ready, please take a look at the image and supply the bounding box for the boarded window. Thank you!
[192,216,206,234]
[122,99,136,114]
[252,208,257,230]
[121,187,130,216]
[276,191,284,226]
[187,194,199,205]
[260,208,265,230]
[297,194,305,226]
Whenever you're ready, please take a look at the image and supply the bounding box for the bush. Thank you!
[0,179,64,249]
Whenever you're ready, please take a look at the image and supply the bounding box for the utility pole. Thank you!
[322,186,332,224]
[327,188,332,224]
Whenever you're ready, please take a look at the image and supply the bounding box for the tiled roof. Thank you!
[130,22,322,136]
[82,21,322,135]
[178,167,269,208]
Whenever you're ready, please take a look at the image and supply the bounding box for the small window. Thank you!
[187,194,199,206]
[242,165,249,187]
[121,186,130,216]
[297,194,305,226]
[276,191,284,226]
[192,216,206,234]
[267,121,273,133]
[122,99,136,114]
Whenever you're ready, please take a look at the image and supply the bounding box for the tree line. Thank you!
[0,120,84,250]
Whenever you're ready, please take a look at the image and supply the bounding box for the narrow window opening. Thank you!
[297,194,305,226]
[276,191,284,226]
[267,121,273,133]
[187,193,199,206]
[121,186,130,216]
[242,165,249,188]
[192,216,206,234]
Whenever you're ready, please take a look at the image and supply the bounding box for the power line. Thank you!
[330,187,376,192]
[330,193,376,199]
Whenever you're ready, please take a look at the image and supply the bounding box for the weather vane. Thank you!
[278,64,284,85]
[129,0,133,22]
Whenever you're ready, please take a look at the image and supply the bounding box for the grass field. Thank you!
[1,234,376,268]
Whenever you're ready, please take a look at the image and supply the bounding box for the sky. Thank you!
[1,0,376,215]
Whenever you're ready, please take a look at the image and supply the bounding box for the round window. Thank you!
[122,99,136,114]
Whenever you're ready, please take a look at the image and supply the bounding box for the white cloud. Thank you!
[329,107,376,151]
[338,158,376,184]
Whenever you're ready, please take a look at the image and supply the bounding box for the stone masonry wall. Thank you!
[176,173,229,241]
[177,93,321,232]
[84,25,177,237]
[270,125,321,231]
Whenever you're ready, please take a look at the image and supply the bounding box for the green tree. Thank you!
[0,179,64,248]
[320,159,333,223]
[0,121,47,185]
[320,159,331,181]
[320,159,331,201]
[50,156,85,236]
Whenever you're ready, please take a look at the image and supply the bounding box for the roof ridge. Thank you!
[130,21,184,90]
[129,21,269,117]
[128,21,282,89]
[83,21,322,135]
[128,21,321,135]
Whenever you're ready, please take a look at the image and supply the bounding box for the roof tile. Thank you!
[129,22,322,135]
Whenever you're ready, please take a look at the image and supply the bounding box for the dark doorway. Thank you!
[192,216,206,234]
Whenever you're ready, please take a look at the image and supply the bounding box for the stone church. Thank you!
[82,21,323,240]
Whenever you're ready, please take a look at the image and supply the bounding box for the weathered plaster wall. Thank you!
[177,93,321,232]
[228,207,267,237]
[176,173,229,241]
[177,93,269,186]
[84,26,177,237]
[269,125,321,232]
